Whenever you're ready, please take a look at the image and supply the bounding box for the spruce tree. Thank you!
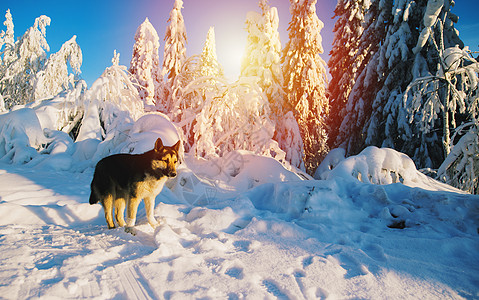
[0,12,50,108]
[0,9,15,69]
[129,17,162,108]
[334,0,391,155]
[241,0,304,169]
[282,0,329,174]
[241,0,283,105]
[328,0,370,149]
[0,10,84,109]
[161,0,187,111]
[368,0,464,169]
[198,27,222,79]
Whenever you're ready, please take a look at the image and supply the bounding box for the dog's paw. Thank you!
[124,226,137,236]
[149,221,160,229]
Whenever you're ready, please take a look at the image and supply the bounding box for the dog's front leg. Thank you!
[125,197,141,235]
[144,197,159,229]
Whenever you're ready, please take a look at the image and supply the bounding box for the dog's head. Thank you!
[152,138,181,177]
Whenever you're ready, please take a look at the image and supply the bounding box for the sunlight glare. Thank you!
[215,24,247,82]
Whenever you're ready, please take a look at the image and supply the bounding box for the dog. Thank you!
[89,138,180,234]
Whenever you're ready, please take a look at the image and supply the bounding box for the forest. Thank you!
[0,0,477,194]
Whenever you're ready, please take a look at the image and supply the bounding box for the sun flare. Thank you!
[214,22,248,82]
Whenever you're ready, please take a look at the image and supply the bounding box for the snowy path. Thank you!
[0,163,478,299]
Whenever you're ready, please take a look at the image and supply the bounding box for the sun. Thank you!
[214,21,248,82]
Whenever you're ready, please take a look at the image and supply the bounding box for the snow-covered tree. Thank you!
[327,0,370,148]
[190,76,277,159]
[366,0,464,169]
[167,55,202,127]
[166,52,280,160]
[161,0,187,110]
[80,50,143,159]
[0,9,15,69]
[366,0,429,160]
[404,45,477,162]
[0,10,83,109]
[282,0,329,175]
[404,45,479,193]
[333,0,391,154]
[198,27,223,79]
[336,0,466,170]
[167,28,224,150]
[437,123,479,194]
[0,12,50,108]
[129,17,163,109]
[33,36,82,100]
[241,0,283,105]
[241,1,304,169]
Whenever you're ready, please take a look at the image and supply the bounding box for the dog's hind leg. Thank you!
[102,195,116,229]
[144,197,159,229]
[125,197,141,235]
[114,198,126,227]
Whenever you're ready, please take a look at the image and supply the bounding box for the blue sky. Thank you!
[1,0,477,85]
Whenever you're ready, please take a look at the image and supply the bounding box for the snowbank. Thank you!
[321,146,462,193]
[0,108,47,164]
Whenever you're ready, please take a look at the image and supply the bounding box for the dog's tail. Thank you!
[89,193,99,205]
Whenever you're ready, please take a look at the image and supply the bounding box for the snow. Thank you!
[0,105,478,299]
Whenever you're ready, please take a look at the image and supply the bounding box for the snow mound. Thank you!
[325,146,461,193]
[167,150,308,207]
[0,108,47,164]
[124,112,181,154]
[314,147,345,180]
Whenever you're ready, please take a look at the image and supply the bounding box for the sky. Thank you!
[0,0,477,86]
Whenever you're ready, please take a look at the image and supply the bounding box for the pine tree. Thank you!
[0,12,50,108]
[241,0,283,104]
[328,0,370,149]
[161,0,187,111]
[403,5,478,193]
[334,0,391,155]
[129,17,162,109]
[198,27,223,78]
[365,0,465,169]
[241,0,304,169]
[168,27,224,151]
[365,0,425,159]
[0,9,15,68]
[282,0,329,175]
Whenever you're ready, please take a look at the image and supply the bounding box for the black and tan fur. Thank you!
[89,138,180,233]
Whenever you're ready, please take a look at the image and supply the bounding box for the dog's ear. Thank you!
[154,138,163,152]
[172,140,181,152]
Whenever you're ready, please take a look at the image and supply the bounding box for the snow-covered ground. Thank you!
[1,145,478,299]
[0,86,478,299]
